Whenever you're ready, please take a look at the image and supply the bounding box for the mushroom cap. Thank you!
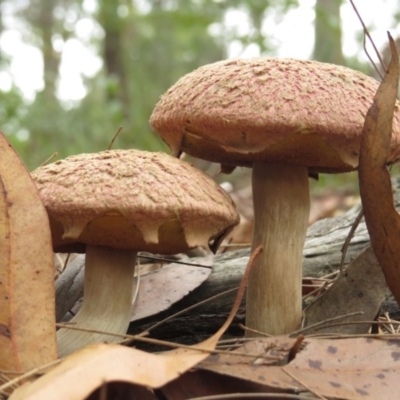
[150,57,400,173]
[32,150,239,254]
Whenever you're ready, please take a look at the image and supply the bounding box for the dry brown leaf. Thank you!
[131,262,212,321]
[199,336,400,399]
[304,246,389,335]
[0,132,57,372]
[358,34,400,305]
[9,247,262,400]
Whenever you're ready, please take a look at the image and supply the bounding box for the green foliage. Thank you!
[3,0,299,169]
[0,0,377,180]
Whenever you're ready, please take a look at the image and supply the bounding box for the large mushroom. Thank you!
[32,149,239,356]
[150,58,400,336]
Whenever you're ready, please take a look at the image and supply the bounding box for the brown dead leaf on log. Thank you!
[0,132,57,373]
[196,336,400,399]
[358,34,400,305]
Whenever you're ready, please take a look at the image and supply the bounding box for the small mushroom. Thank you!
[32,149,239,356]
[150,57,400,335]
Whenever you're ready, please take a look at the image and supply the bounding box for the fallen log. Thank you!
[56,178,400,345]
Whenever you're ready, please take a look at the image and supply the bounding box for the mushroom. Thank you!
[150,57,400,336]
[32,149,239,356]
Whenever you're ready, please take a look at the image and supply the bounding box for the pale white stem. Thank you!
[246,162,310,336]
[57,245,136,357]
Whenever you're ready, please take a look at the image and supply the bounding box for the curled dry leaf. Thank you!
[198,336,400,399]
[358,34,400,305]
[0,132,57,372]
[9,247,262,400]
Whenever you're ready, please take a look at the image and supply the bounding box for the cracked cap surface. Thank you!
[150,57,400,173]
[32,149,239,254]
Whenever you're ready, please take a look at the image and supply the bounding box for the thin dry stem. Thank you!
[138,254,213,268]
[282,368,328,400]
[349,0,386,77]
[0,360,61,393]
[107,126,123,150]
[290,311,364,337]
[339,208,364,276]
[39,151,58,167]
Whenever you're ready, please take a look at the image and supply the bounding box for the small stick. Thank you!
[0,359,61,393]
[141,287,239,336]
[319,270,339,280]
[187,394,318,400]
[349,0,386,76]
[56,323,280,360]
[219,243,251,248]
[290,311,364,337]
[107,126,123,150]
[302,281,329,301]
[306,332,400,339]
[238,323,272,337]
[137,254,213,268]
[339,208,364,276]
[383,312,395,334]
[39,151,58,167]
[282,368,328,400]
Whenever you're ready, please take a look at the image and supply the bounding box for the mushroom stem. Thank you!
[57,245,136,357]
[246,161,310,336]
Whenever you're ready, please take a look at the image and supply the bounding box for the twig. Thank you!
[139,287,240,336]
[290,311,364,337]
[137,253,213,268]
[39,151,58,167]
[319,270,339,280]
[302,281,329,302]
[0,359,61,393]
[188,394,319,400]
[383,312,396,334]
[311,320,400,332]
[305,333,400,339]
[238,323,272,337]
[339,207,364,276]
[55,323,280,360]
[282,368,328,400]
[219,243,251,248]
[349,0,386,77]
[107,126,123,150]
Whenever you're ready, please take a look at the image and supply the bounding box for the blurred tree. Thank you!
[313,0,344,65]
[1,0,313,169]
[10,0,85,167]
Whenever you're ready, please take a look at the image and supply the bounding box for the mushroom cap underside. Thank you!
[150,57,400,173]
[32,149,239,253]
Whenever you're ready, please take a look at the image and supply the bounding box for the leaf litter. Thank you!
[7,248,262,399]
[196,335,400,400]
